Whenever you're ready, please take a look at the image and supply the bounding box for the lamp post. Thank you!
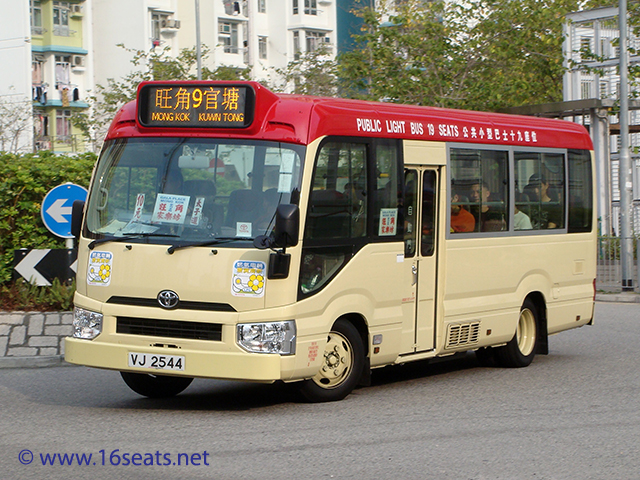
[195,0,202,80]
[619,0,634,291]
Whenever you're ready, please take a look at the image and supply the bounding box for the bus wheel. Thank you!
[496,299,538,368]
[120,372,193,398]
[299,319,365,403]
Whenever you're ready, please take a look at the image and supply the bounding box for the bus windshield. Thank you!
[85,137,305,245]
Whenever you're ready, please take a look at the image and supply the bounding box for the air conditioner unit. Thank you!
[219,23,231,34]
[72,55,84,67]
[71,5,83,14]
[161,19,180,29]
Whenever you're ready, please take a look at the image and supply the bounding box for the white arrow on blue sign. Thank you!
[41,183,88,238]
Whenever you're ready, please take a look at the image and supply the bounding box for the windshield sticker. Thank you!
[132,194,145,222]
[87,251,113,287]
[379,208,398,236]
[152,194,189,224]
[236,222,252,237]
[278,152,295,193]
[232,260,266,298]
[189,197,205,226]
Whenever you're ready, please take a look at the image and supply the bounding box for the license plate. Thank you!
[128,352,185,371]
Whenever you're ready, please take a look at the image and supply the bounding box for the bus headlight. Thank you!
[237,321,296,355]
[73,307,103,340]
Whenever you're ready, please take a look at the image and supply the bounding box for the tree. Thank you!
[73,44,251,151]
[337,0,608,111]
[274,45,339,96]
[0,88,32,154]
[338,0,470,107]
[464,0,596,111]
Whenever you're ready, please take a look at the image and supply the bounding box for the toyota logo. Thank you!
[157,290,180,309]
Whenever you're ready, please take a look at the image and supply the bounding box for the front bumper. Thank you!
[65,336,284,382]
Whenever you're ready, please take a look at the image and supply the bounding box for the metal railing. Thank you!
[34,134,88,153]
[597,236,638,291]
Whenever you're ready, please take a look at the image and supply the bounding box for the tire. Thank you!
[299,319,365,403]
[496,298,539,368]
[120,372,193,398]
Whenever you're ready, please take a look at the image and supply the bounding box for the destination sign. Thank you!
[137,84,254,128]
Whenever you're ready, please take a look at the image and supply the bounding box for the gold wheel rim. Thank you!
[517,308,536,357]
[311,331,354,389]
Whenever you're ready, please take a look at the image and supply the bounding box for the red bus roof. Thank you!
[105,81,593,151]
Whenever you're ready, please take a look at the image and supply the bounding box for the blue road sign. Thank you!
[41,183,88,238]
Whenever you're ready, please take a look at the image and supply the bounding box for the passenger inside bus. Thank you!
[450,189,475,233]
[514,205,533,230]
[469,181,506,232]
[525,174,562,229]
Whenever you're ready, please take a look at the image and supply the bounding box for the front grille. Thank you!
[446,322,480,349]
[107,296,236,312]
[117,317,222,341]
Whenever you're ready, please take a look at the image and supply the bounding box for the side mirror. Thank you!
[71,200,85,239]
[253,204,299,251]
[273,204,299,248]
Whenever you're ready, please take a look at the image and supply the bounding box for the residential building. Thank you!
[0,0,346,152]
[0,0,34,153]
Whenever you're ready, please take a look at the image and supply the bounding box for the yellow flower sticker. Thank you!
[87,251,113,286]
[231,260,266,298]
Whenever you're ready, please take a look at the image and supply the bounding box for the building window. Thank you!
[306,31,325,52]
[30,0,43,35]
[56,109,72,142]
[150,12,172,47]
[55,55,71,88]
[219,22,239,54]
[258,36,268,59]
[293,31,300,60]
[293,0,298,14]
[53,1,70,36]
[32,56,44,85]
[258,0,266,13]
[304,0,317,15]
[580,80,592,100]
[580,37,591,53]
[600,81,609,99]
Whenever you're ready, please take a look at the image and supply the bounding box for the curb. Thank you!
[595,293,640,303]
[0,355,72,369]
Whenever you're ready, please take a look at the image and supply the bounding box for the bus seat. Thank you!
[263,188,280,211]
[184,179,216,197]
[183,179,222,230]
[305,189,350,238]
[225,189,263,227]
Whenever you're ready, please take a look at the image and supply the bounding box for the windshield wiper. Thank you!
[88,232,180,250]
[167,237,248,254]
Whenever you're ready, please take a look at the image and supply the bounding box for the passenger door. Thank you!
[401,168,438,354]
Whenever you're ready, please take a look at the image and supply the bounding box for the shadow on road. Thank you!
[1,351,515,411]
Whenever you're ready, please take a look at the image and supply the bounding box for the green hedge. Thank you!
[0,151,97,285]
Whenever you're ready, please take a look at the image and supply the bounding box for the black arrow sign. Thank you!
[13,249,78,286]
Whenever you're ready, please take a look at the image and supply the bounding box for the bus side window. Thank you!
[515,152,565,230]
[374,142,402,239]
[422,171,437,256]
[404,170,418,256]
[568,149,593,233]
[305,142,367,240]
